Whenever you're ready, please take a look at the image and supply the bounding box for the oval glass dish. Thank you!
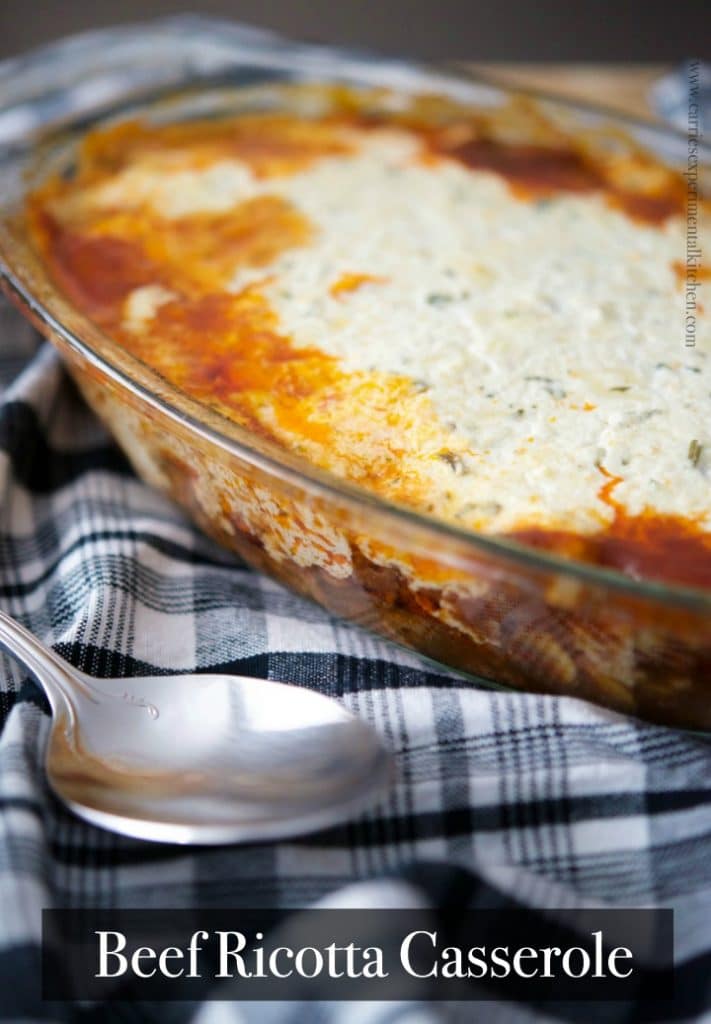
[1,69,709,730]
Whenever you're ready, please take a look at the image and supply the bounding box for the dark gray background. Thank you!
[1,0,710,62]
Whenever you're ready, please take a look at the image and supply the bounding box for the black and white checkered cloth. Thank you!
[0,18,709,1023]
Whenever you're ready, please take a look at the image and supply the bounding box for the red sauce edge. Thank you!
[429,136,685,225]
[511,468,710,589]
[509,519,711,590]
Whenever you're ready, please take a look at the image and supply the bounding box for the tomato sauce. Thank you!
[510,516,711,590]
[429,134,685,225]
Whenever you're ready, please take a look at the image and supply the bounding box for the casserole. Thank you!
[1,73,710,729]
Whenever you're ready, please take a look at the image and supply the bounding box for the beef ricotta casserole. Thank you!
[0,79,709,728]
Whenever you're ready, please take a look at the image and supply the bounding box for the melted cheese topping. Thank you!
[26,101,711,588]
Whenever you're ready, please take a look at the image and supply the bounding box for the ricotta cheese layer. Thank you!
[26,96,711,587]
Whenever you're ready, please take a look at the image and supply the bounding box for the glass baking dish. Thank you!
[0,28,709,730]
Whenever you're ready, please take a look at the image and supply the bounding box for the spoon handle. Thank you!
[0,609,75,715]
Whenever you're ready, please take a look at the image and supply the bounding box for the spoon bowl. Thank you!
[0,611,393,843]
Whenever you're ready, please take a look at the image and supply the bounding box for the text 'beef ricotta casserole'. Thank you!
[8,83,711,727]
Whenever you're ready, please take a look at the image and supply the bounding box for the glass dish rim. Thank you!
[1,69,709,613]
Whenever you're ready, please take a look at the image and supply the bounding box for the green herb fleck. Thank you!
[610,386,631,392]
[623,409,662,427]
[438,450,466,474]
[427,292,454,306]
[456,500,503,519]
[524,375,566,399]
[688,439,703,467]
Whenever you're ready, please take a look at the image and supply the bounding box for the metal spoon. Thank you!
[0,610,393,844]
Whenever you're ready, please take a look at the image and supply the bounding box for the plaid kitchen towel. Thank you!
[0,17,710,1024]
